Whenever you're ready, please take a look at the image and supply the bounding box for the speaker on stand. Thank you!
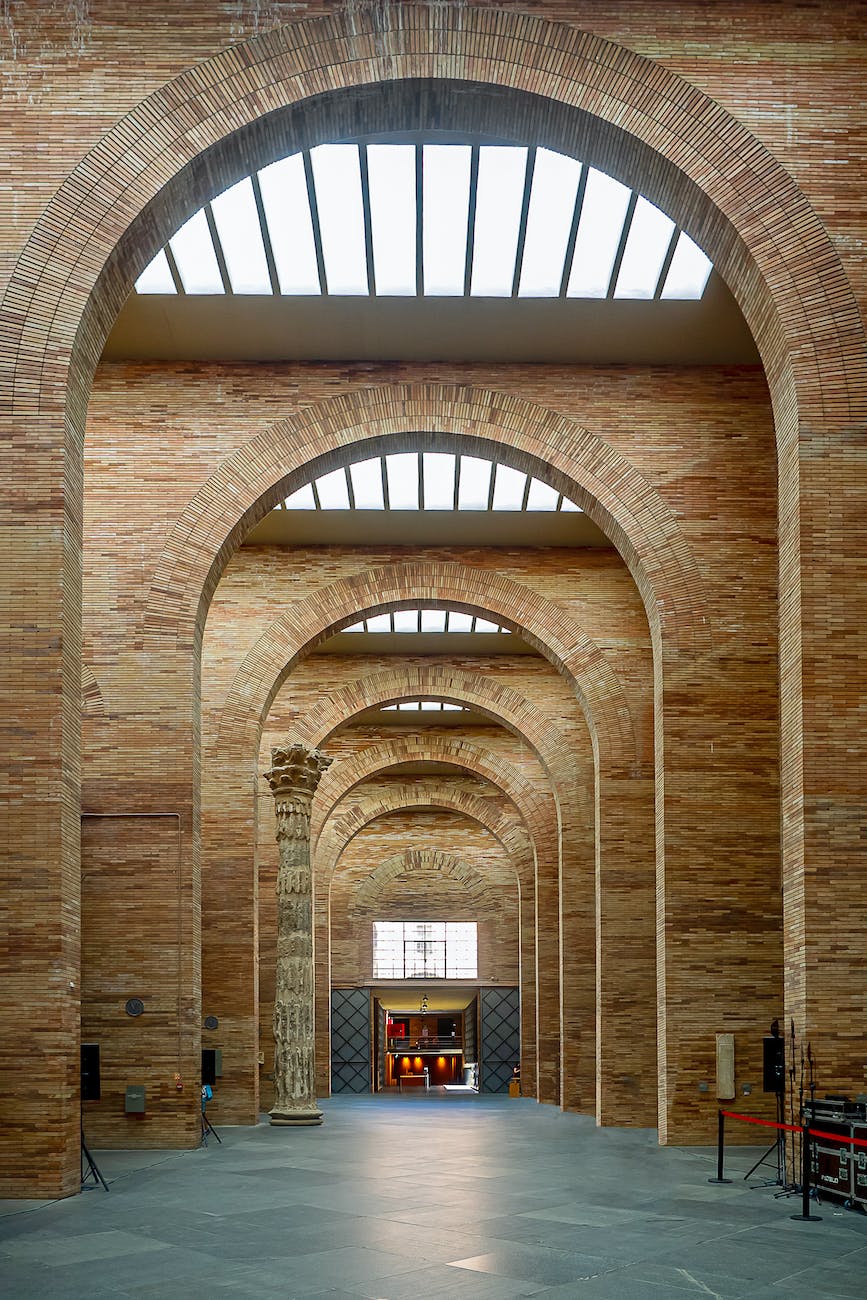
[80,1044,109,1191]
[744,1030,787,1188]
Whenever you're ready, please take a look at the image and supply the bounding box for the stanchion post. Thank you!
[708,1109,732,1184]
[791,1123,821,1222]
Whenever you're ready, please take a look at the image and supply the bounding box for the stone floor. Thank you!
[2,1093,866,1298]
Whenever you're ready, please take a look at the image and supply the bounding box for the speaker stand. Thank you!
[80,1123,109,1192]
[744,1092,786,1188]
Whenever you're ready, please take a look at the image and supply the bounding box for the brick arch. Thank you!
[222,557,637,779]
[149,391,707,663]
[349,849,504,914]
[311,735,555,863]
[317,784,533,889]
[80,663,105,717]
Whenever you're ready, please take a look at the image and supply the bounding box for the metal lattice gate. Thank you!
[330,987,371,1093]
[480,986,520,1093]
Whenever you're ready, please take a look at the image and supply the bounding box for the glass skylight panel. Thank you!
[526,478,559,511]
[385,453,419,510]
[518,148,582,296]
[447,612,473,632]
[614,196,676,299]
[135,248,176,294]
[393,609,420,633]
[470,146,528,296]
[169,210,224,294]
[344,621,365,632]
[257,154,321,294]
[420,610,447,632]
[210,178,271,294]
[398,701,418,711]
[492,464,527,510]
[420,700,441,711]
[283,483,316,509]
[367,144,417,296]
[423,453,456,509]
[314,468,351,509]
[560,496,582,512]
[567,168,632,298]
[442,702,463,711]
[349,457,385,509]
[661,231,713,300]
[310,144,368,295]
[367,613,392,632]
[422,145,472,295]
[457,456,493,510]
[474,617,499,633]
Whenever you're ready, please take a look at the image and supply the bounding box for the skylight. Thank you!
[279,451,581,515]
[381,700,468,713]
[343,608,511,635]
[134,141,713,301]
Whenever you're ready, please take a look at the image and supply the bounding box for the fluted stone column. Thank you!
[263,742,332,1125]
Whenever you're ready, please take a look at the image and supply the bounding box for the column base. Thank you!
[269,1107,323,1126]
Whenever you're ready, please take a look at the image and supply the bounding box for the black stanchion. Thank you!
[790,1123,821,1222]
[708,1110,732,1184]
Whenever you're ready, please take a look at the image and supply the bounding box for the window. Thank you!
[373,921,477,978]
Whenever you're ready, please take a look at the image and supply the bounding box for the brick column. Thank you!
[263,742,331,1125]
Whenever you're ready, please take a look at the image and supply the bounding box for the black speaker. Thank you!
[81,1042,101,1101]
[762,1035,785,1094]
[202,1048,217,1086]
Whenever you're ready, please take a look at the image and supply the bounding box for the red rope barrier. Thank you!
[720,1109,867,1150]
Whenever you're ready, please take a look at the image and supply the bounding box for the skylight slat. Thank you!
[367,144,417,296]
[457,456,493,510]
[661,231,713,300]
[470,146,528,296]
[422,145,472,295]
[135,248,177,294]
[349,458,385,509]
[310,144,369,295]
[567,168,632,298]
[447,612,473,632]
[257,154,321,294]
[393,609,420,633]
[367,613,391,632]
[283,483,317,509]
[421,610,447,632]
[315,468,351,509]
[385,453,419,509]
[491,464,527,510]
[518,148,582,297]
[423,452,456,509]
[614,196,676,299]
[169,210,224,294]
[526,478,559,511]
[210,177,272,294]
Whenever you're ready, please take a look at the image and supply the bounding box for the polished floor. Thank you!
[2,1093,866,1298]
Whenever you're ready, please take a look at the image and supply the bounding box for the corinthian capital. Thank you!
[263,742,332,808]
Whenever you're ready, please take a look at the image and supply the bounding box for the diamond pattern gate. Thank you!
[330,987,371,1093]
[480,986,520,1093]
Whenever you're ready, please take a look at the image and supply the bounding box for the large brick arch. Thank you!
[220,558,637,778]
[350,848,505,914]
[151,390,706,661]
[318,785,534,887]
[311,735,555,861]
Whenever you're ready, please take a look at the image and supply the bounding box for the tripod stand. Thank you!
[81,1121,109,1192]
[744,1089,786,1187]
[200,1085,222,1148]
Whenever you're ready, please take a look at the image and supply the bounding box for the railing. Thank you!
[387,1036,462,1051]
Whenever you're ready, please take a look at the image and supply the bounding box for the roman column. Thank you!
[263,741,332,1125]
